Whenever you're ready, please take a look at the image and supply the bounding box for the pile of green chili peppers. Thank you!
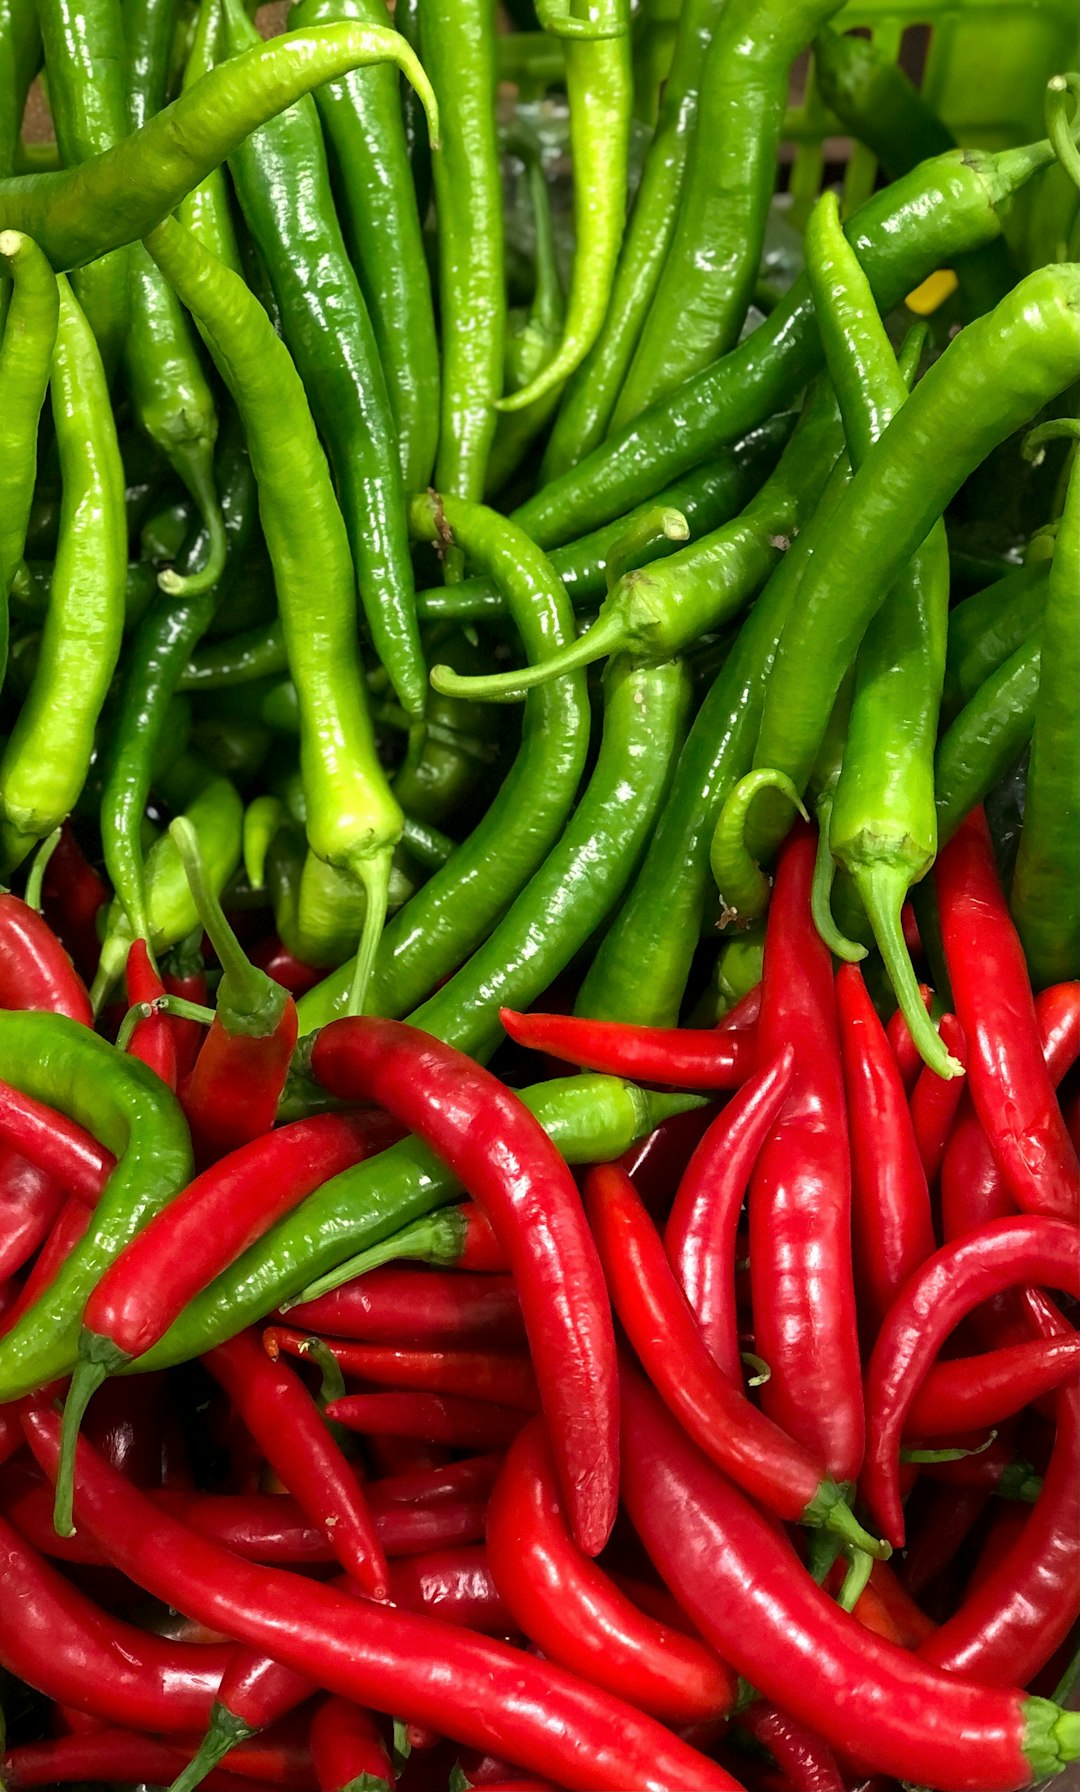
[0,0,1076,1363]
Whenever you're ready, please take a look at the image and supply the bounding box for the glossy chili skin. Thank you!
[280,1202,509,1310]
[326,1391,525,1451]
[738,1701,844,1792]
[0,892,91,1023]
[748,825,864,1484]
[500,1009,754,1088]
[910,1013,968,1183]
[0,229,57,678]
[0,1732,282,1791]
[312,1017,618,1558]
[835,965,936,1334]
[0,1078,111,1198]
[311,1699,395,1792]
[934,633,1041,850]
[907,1335,1080,1438]
[935,809,1078,1222]
[619,1364,1073,1792]
[943,561,1048,722]
[861,1218,1080,1545]
[26,1411,742,1792]
[267,1333,534,1409]
[487,1417,737,1725]
[124,936,177,1088]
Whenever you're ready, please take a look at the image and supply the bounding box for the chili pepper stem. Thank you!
[114,999,157,1054]
[837,1547,874,1612]
[711,769,808,926]
[164,1707,254,1792]
[24,826,62,911]
[344,848,392,1018]
[811,800,867,963]
[431,608,628,703]
[169,817,286,1036]
[859,864,964,1079]
[1024,1700,1080,1780]
[54,1339,129,1536]
[281,1212,449,1310]
[804,1480,891,1560]
[157,448,228,598]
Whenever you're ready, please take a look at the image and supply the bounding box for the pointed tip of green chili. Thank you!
[711,769,809,928]
[811,802,868,963]
[430,609,620,704]
[157,453,228,598]
[53,1355,114,1539]
[858,866,964,1080]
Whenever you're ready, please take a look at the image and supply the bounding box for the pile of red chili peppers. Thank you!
[0,0,1078,1788]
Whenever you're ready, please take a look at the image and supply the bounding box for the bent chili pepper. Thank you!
[266,1333,535,1409]
[326,1391,526,1452]
[906,1334,1080,1439]
[286,1203,509,1309]
[27,1409,743,1792]
[499,1009,754,1089]
[311,1700,395,1792]
[311,1018,618,1558]
[487,1416,737,1726]
[935,808,1078,1222]
[619,1362,1078,1791]
[0,889,92,1023]
[584,1163,885,1552]
[861,1218,1080,1545]
[0,1078,113,1198]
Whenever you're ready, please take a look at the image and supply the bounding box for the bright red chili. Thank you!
[886,983,934,1092]
[619,1363,1075,1792]
[836,964,936,1333]
[0,890,92,1024]
[499,1006,755,1089]
[748,823,864,1485]
[24,1409,743,1792]
[905,1333,1080,1438]
[123,936,178,1088]
[311,1699,395,1792]
[367,1453,504,1508]
[311,1017,619,1559]
[0,1078,112,1200]
[163,953,210,1082]
[935,810,1078,1222]
[284,1267,524,1346]
[0,1149,67,1279]
[909,1013,968,1183]
[861,1217,1079,1544]
[664,1047,795,1380]
[486,1417,738,1727]
[265,1330,537,1409]
[2,1195,91,1330]
[326,1390,526,1451]
[251,932,324,998]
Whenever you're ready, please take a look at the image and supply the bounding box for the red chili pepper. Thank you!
[0,1079,112,1201]
[326,1390,527,1451]
[748,824,864,1485]
[967,1503,1031,1591]
[486,1416,737,1726]
[0,1149,67,1279]
[858,1561,936,1649]
[1,1734,281,1791]
[0,890,93,1024]
[836,964,936,1334]
[285,1204,511,1311]
[24,1410,744,1792]
[905,1334,1080,1438]
[738,1702,844,1792]
[251,932,324,998]
[0,1509,231,1731]
[902,1482,993,1597]
[206,1328,390,1598]
[583,1161,884,1551]
[664,1048,795,1381]
[935,810,1078,1222]
[886,984,934,1093]
[2,1194,91,1330]
[618,1362,1075,1792]
[39,823,109,987]
[266,1331,537,1410]
[284,1268,524,1347]
[368,1454,504,1508]
[123,936,179,1088]
[311,1018,619,1560]
[920,1435,1042,1496]
[82,1370,165,1486]
[918,1295,1078,1690]
[499,1007,755,1089]
[163,950,210,1082]
[312,1699,395,1792]
[861,1218,1079,1544]
[909,1013,968,1184]
[616,1104,716,1219]
[171,817,299,1161]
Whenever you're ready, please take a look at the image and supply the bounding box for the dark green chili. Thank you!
[289,0,439,494]
[0,229,57,683]
[485,135,566,498]
[934,633,1041,852]
[943,561,1049,721]
[512,141,1055,549]
[1010,423,1079,986]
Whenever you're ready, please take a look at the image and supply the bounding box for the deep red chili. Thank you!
[39,822,109,987]
[0,890,93,1024]
[499,1006,755,1089]
[748,823,864,1485]
[284,1267,525,1346]
[251,932,324,998]
[163,954,210,1083]
[311,1699,395,1791]
[311,1017,619,1560]
[909,1012,967,1183]
[0,1149,67,1279]
[265,1330,537,1409]
[617,1104,716,1218]
[738,1701,844,1792]
[0,1733,281,1791]
[24,1409,743,1792]
[901,1481,993,1597]
[836,963,936,1334]
[2,1195,91,1330]
[935,809,1078,1222]
[886,983,934,1092]
[861,1218,1079,1544]
[0,1079,112,1200]
[122,936,178,1088]
[326,1390,527,1451]
[905,1333,1080,1438]
[664,1047,795,1381]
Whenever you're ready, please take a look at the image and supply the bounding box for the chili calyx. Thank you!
[170,817,287,1038]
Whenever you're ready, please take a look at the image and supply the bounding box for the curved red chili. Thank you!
[326,1390,527,1451]
[738,1701,844,1792]
[311,1017,619,1559]
[664,1046,795,1380]
[311,1699,395,1791]
[861,1218,1079,1544]
[486,1417,737,1726]
[123,936,178,1089]
[836,963,936,1332]
[39,822,109,986]
[905,1334,1080,1438]
[2,1194,91,1331]
[909,1013,968,1183]
[0,1078,113,1200]
[499,1006,755,1088]
[265,1329,537,1409]
[284,1266,524,1346]
[935,809,1078,1222]
[885,982,933,1092]
[617,1104,716,1218]
[0,1149,67,1279]
[748,824,864,1484]
[0,890,92,1024]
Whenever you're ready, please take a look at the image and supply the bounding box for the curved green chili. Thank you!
[1045,73,1080,192]
[290,0,438,493]
[485,134,566,498]
[811,793,866,964]
[1010,422,1079,986]
[943,562,1049,721]
[710,768,807,928]
[499,0,631,412]
[422,0,504,501]
[614,0,842,424]
[0,1011,193,1401]
[512,141,1055,549]
[296,492,591,1031]
[934,633,1041,852]
[0,278,125,871]
[0,229,58,685]
[147,216,402,1016]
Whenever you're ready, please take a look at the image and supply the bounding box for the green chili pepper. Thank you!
[0,0,39,184]
[499,0,631,412]
[1046,73,1080,191]
[541,0,723,480]
[934,633,1041,852]
[282,845,416,971]
[0,229,57,682]
[244,793,286,891]
[296,492,591,1032]
[181,618,289,691]
[389,636,505,831]
[614,0,843,424]
[421,0,504,501]
[147,218,403,1018]
[943,562,1049,721]
[129,1074,701,1373]
[631,0,679,128]
[0,1011,193,1401]
[1010,422,1079,986]
[0,19,439,268]
[0,278,125,871]
[801,190,956,1078]
[712,921,765,1018]
[513,140,1055,549]
[400,813,455,874]
[753,261,1080,861]
[811,795,866,966]
[432,382,840,699]
[710,768,807,929]
[175,0,242,274]
[219,0,425,724]
[289,0,438,494]
[485,135,566,498]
